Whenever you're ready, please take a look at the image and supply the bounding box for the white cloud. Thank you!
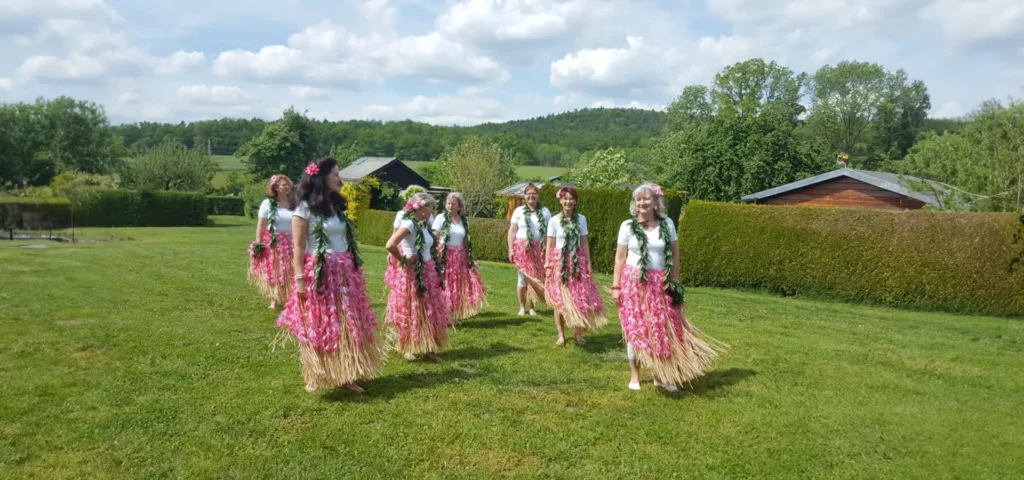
[156,51,205,75]
[361,93,504,125]
[0,78,12,91]
[375,32,509,83]
[551,37,677,92]
[811,47,838,63]
[288,85,330,99]
[930,101,969,118]
[920,0,1024,46]
[177,84,252,105]
[17,54,106,81]
[118,91,139,104]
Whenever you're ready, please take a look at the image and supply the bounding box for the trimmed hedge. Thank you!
[207,195,245,216]
[0,197,72,230]
[74,189,207,227]
[539,185,684,273]
[679,201,1024,316]
[356,208,512,263]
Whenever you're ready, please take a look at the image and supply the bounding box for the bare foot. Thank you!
[305,383,316,393]
[574,336,587,346]
[343,383,365,393]
[404,352,417,361]
[555,336,566,346]
[425,352,442,362]
[529,309,537,316]
[269,303,277,309]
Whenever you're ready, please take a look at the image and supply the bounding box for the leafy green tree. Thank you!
[120,142,217,192]
[436,136,518,217]
[567,148,634,188]
[237,107,321,180]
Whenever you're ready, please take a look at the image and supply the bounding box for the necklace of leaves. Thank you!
[558,212,583,285]
[437,210,475,288]
[251,198,281,258]
[629,215,684,305]
[400,212,438,297]
[523,204,547,253]
[310,207,363,292]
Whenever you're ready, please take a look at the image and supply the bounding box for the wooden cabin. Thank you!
[339,157,438,208]
[741,168,945,210]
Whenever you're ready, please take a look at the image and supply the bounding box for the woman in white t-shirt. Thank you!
[275,158,383,394]
[431,192,486,325]
[611,183,725,392]
[385,192,449,362]
[544,186,607,346]
[248,174,295,309]
[385,185,433,292]
[506,184,550,316]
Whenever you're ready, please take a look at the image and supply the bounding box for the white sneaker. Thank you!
[517,309,526,316]
[529,309,537,316]
[628,381,641,391]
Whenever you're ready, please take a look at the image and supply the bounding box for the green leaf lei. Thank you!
[524,204,547,253]
[311,208,363,292]
[401,212,434,297]
[630,217,685,305]
[558,213,583,285]
[437,211,476,288]
[266,198,279,247]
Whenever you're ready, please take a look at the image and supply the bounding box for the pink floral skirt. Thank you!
[276,251,384,391]
[512,239,546,304]
[438,245,487,324]
[618,265,725,386]
[544,248,607,333]
[385,257,450,355]
[248,231,293,305]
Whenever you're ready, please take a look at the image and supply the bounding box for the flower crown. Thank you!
[649,183,663,197]
[404,198,428,212]
[556,188,575,200]
[268,174,281,187]
[304,163,320,176]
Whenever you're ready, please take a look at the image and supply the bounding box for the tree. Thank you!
[805,61,930,169]
[436,136,518,217]
[567,148,634,188]
[237,107,321,180]
[898,99,1024,212]
[35,96,126,175]
[120,142,217,192]
[329,141,365,170]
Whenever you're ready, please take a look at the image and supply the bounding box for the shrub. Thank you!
[0,197,71,231]
[207,195,245,216]
[356,209,512,263]
[678,201,1024,316]
[342,176,378,222]
[539,184,684,273]
[242,182,266,219]
[73,189,207,227]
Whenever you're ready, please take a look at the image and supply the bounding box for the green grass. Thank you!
[403,161,567,182]
[211,155,246,172]
[2,216,1023,478]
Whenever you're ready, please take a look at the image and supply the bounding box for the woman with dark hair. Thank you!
[248,174,295,309]
[431,192,486,324]
[385,192,449,362]
[545,186,607,346]
[507,184,550,316]
[275,158,383,393]
[612,183,725,391]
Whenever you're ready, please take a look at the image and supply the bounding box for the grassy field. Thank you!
[403,161,567,182]
[2,216,1023,478]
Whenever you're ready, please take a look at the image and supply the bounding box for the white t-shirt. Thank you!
[547,213,589,249]
[292,202,349,254]
[510,205,551,241]
[616,218,678,270]
[258,199,294,234]
[394,210,434,229]
[397,218,434,261]
[431,215,466,247]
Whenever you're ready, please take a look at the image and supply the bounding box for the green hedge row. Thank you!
[356,209,512,263]
[538,185,684,273]
[0,197,72,230]
[207,195,245,216]
[678,201,1024,316]
[73,189,208,227]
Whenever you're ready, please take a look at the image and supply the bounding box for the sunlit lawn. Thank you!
[1,216,1022,478]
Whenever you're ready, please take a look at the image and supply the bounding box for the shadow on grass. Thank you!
[666,368,757,398]
[443,342,527,361]
[459,316,535,330]
[578,332,624,354]
[321,368,481,402]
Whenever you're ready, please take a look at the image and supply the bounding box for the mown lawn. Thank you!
[1,216,1023,478]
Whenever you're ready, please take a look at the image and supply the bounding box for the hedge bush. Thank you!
[207,195,245,216]
[678,201,1024,316]
[356,209,512,263]
[0,197,72,231]
[539,185,684,273]
[74,189,207,227]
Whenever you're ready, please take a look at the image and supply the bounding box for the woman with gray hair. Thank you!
[611,183,725,391]
[431,192,486,324]
[385,192,449,362]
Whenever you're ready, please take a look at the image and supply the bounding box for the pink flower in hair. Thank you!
[650,183,663,197]
[404,199,427,212]
[304,163,320,176]
[268,174,280,187]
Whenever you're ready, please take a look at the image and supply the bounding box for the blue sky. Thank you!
[1,0,1022,125]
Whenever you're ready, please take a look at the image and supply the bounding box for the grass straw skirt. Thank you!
[276,251,384,391]
[511,239,546,305]
[618,265,727,387]
[385,258,450,355]
[248,231,293,305]
[438,245,487,325]
[544,248,608,333]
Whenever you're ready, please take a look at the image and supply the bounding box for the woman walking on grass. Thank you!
[431,192,486,325]
[386,185,432,296]
[507,184,550,316]
[544,186,607,346]
[611,183,725,392]
[275,158,383,393]
[249,174,295,309]
[385,193,449,362]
